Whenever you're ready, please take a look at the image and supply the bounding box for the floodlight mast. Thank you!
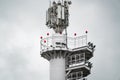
[40,1,96,80]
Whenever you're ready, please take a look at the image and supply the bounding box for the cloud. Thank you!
[0,0,120,80]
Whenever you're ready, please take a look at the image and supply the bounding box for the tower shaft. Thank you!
[41,49,71,80]
[50,57,65,80]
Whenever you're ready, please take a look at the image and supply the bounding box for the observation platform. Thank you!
[40,35,87,53]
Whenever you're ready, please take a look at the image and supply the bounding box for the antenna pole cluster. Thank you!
[46,0,72,33]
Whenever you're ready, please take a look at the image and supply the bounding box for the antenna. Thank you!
[49,0,51,7]
[46,0,71,33]
[62,0,63,4]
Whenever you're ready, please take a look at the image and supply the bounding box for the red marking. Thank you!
[44,40,46,43]
[85,30,88,34]
[60,32,62,34]
[47,33,49,36]
[74,33,76,36]
[40,36,43,39]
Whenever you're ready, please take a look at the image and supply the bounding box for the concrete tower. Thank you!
[40,0,96,80]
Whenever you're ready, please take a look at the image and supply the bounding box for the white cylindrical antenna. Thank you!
[46,11,47,24]
[62,0,63,5]
[49,0,51,7]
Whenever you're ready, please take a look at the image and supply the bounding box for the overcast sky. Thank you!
[0,0,120,80]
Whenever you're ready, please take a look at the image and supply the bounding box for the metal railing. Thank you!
[40,35,87,52]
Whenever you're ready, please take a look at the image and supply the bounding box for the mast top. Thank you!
[46,0,72,33]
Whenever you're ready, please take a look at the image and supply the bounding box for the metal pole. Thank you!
[65,28,68,49]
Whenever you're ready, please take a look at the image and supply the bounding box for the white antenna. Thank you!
[62,0,63,5]
[49,0,51,7]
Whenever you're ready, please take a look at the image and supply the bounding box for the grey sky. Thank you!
[0,0,120,80]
